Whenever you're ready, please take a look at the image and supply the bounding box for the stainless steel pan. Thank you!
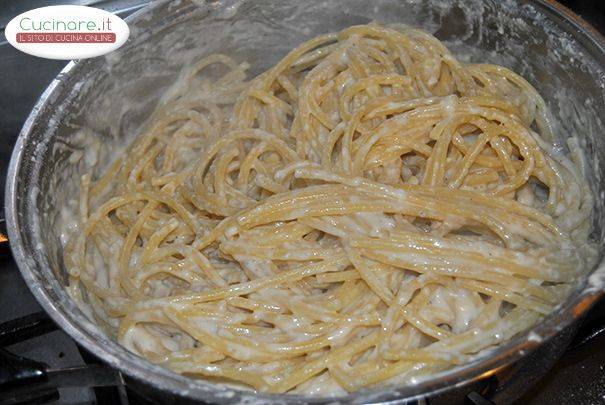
[5,0,605,403]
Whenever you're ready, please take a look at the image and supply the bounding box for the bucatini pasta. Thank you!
[63,23,594,395]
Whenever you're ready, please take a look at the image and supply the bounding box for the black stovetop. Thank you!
[0,1,603,404]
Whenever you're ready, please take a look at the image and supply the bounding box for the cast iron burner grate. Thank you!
[0,310,129,405]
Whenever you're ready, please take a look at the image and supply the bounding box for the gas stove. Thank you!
[0,1,604,404]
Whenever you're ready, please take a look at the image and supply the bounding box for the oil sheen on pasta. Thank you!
[63,23,595,395]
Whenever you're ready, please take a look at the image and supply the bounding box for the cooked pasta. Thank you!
[63,23,594,395]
